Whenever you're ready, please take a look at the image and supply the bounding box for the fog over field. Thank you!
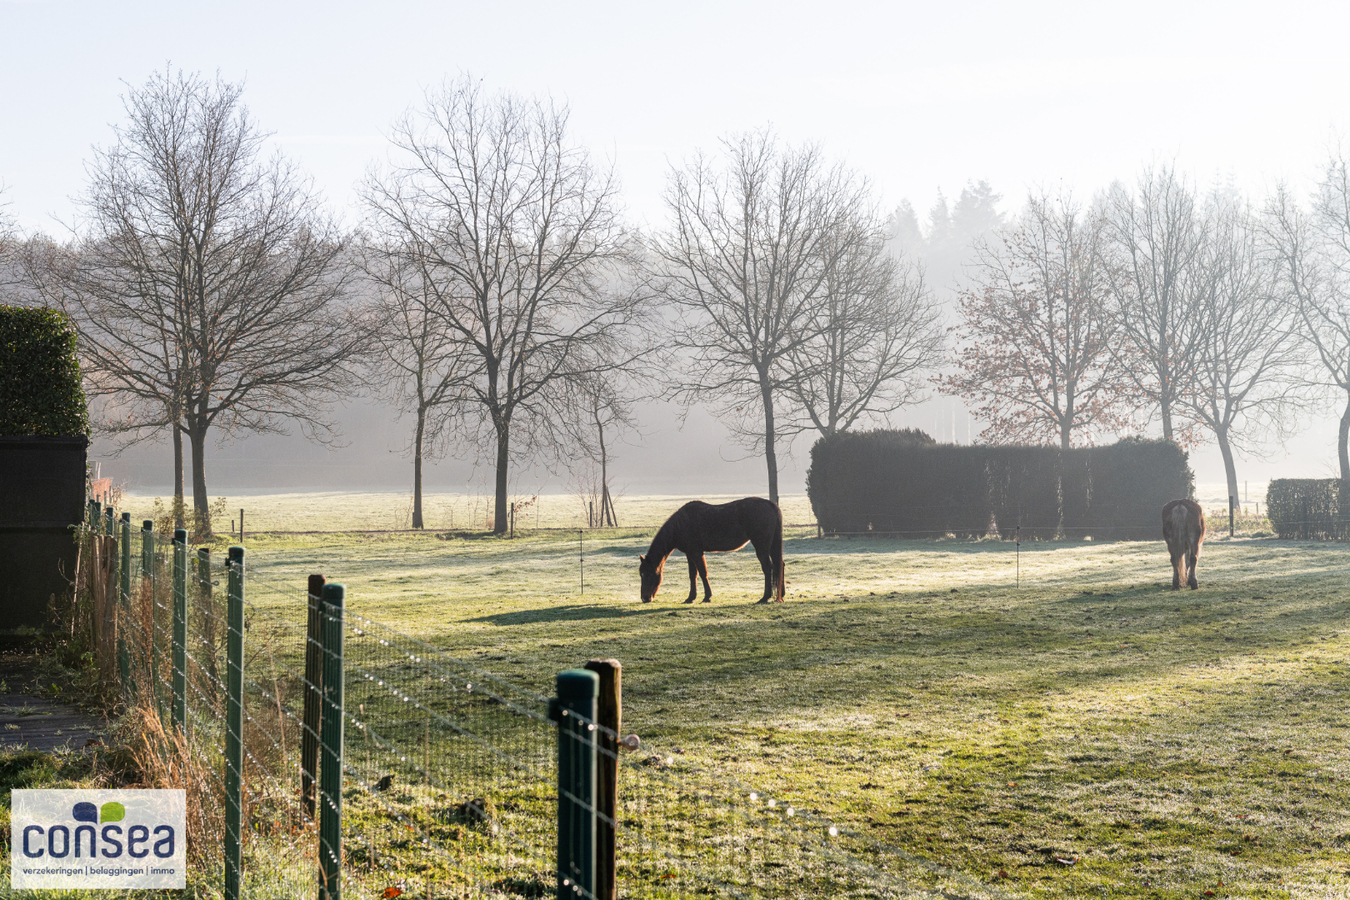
[5,1,1350,500]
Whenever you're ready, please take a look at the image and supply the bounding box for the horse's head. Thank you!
[638,554,663,602]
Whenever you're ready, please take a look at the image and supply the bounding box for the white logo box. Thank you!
[11,789,187,890]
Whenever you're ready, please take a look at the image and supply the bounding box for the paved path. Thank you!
[0,692,103,752]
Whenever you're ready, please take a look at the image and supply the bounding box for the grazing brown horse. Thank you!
[638,497,784,603]
[1162,499,1206,590]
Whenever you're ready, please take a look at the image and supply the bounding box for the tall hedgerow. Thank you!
[0,305,90,437]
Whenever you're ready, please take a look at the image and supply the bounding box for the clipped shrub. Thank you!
[1266,478,1346,540]
[806,433,1192,540]
[0,305,89,436]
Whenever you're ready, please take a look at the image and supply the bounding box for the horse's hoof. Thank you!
[684,598,695,604]
[702,598,712,603]
[756,598,769,604]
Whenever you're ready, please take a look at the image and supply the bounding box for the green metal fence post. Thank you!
[197,548,217,703]
[553,668,599,900]
[118,513,131,695]
[225,546,245,900]
[172,528,187,734]
[301,574,326,821]
[119,513,132,602]
[141,520,154,578]
[141,520,157,716]
[318,583,345,900]
[89,499,100,526]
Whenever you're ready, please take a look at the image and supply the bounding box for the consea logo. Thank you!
[11,789,186,889]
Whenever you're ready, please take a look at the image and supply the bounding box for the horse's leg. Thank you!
[1187,546,1199,589]
[754,541,774,602]
[696,553,713,602]
[1170,548,1183,590]
[683,554,699,603]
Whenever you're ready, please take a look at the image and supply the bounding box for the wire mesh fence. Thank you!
[71,500,1008,900]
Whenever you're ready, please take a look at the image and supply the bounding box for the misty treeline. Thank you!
[1,70,1347,534]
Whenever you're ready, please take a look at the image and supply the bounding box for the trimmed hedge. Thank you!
[1266,479,1346,540]
[0,306,89,437]
[806,432,1192,540]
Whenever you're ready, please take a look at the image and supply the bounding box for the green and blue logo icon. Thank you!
[71,801,125,825]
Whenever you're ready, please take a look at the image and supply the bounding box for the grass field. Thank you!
[202,518,1350,900]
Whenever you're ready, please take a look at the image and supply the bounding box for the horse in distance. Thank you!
[638,497,785,603]
[1161,498,1206,590]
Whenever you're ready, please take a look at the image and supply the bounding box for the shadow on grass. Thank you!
[468,603,672,626]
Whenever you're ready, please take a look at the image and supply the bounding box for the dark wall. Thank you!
[0,436,87,632]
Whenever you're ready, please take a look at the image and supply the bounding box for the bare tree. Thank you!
[654,131,869,503]
[356,239,470,529]
[0,188,24,304]
[1103,164,1208,444]
[563,370,640,527]
[26,69,363,535]
[790,227,943,437]
[1267,153,1350,481]
[1186,190,1304,503]
[941,192,1130,448]
[362,77,645,535]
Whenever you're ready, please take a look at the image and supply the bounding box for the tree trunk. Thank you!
[412,406,425,530]
[493,423,509,535]
[172,426,186,530]
[598,419,614,527]
[760,377,779,506]
[187,414,211,539]
[1216,425,1239,510]
[1339,393,1350,484]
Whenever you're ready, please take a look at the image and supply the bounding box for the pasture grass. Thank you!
[218,524,1350,899]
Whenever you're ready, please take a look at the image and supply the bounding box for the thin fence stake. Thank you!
[302,573,326,821]
[225,545,245,900]
[319,582,346,900]
[172,528,187,734]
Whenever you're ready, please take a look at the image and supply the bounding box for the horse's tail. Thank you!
[775,513,785,602]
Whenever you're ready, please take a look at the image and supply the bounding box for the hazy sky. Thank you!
[5,0,1349,493]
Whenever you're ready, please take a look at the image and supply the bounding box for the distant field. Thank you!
[119,491,819,533]
[224,525,1350,899]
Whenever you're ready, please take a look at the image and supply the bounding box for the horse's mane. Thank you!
[645,510,681,563]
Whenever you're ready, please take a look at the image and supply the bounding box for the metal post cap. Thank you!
[321,583,345,607]
[557,668,599,703]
